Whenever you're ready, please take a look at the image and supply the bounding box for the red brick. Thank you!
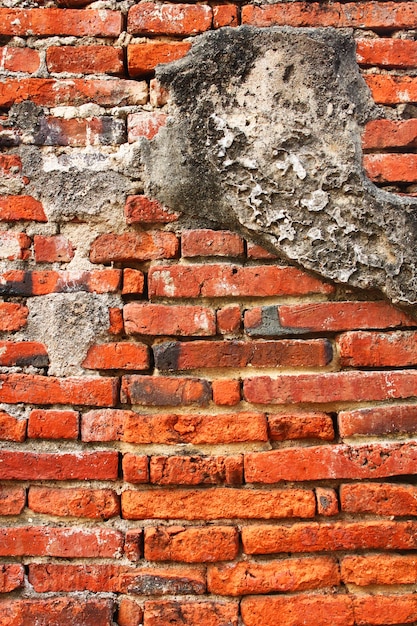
[213,4,239,28]
[124,529,144,561]
[268,411,334,441]
[0,486,25,515]
[154,338,332,371]
[364,153,417,183]
[341,481,417,516]
[216,305,241,334]
[122,268,145,295]
[122,453,149,483]
[118,598,143,626]
[122,487,316,520]
[242,521,417,554]
[0,450,118,480]
[338,330,417,366]
[357,38,417,67]
[0,373,118,406]
[83,342,150,371]
[365,75,417,104]
[128,112,167,141]
[125,195,179,224]
[144,600,238,626]
[0,154,22,176]
[243,370,417,404]
[0,78,147,108]
[342,553,417,586]
[0,341,48,367]
[0,564,24,592]
[128,41,192,77]
[363,118,417,150]
[0,195,46,222]
[0,8,122,36]
[145,526,239,563]
[150,455,243,485]
[81,408,129,442]
[46,45,123,75]
[121,375,211,406]
[182,229,244,258]
[29,562,206,595]
[208,556,339,595]
[241,594,353,626]
[245,441,417,483]
[212,379,241,406]
[0,231,30,260]
[124,303,216,337]
[339,402,417,439]
[0,526,122,557]
[28,487,119,519]
[90,232,178,263]
[33,235,74,263]
[1,46,40,73]
[0,303,28,331]
[109,307,124,335]
[128,3,212,35]
[246,242,279,259]
[0,269,121,295]
[149,264,333,298]
[242,2,417,29]
[0,598,114,626]
[353,594,417,625]
[316,487,339,516]
[0,410,26,442]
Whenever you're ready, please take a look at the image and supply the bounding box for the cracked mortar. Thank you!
[142,26,417,305]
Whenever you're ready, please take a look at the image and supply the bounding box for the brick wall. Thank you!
[1,1,417,625]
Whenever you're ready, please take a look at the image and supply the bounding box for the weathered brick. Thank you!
[118,598,143,626]
[128,41,192,77]
[33,235,74,263]
[0,269,121,295]
[122,453,150,483]
[90,232,178,263]
[81,408,129,442]
[124,303,216,336]
[27,409,78,440]
[0,598,114,626]
[121,375,211,406]
[125,195,179,224]
[150,455,243,485]
[0,450,118,480]
[0,303,28,331]
[316,487,339,516]
[0,195,46,222]
[32,116,126,147]
[242,2,417,29]
[357,38,417,67]
[246,241,279,259]
[216,305,241,334]
[46,45,124,75]
[0,486,25,515]
[149,78,169,107]
[212,379,241,405]
[0,526,122,557]
[109,307,124,335]
[28,487,120,519]
[1,46,40,73]
[241,594,353,626]
[242,521,417,554]
[341,553,417,586]
[124,529,144,561]
[244,301,415,336]
[213,4,239,28]
[365,75,417,104]
[122,487,316,520]
[145,526,239,563]
[0,373,118,406]
[268,411,334,441]
[127,112,167,141]
[353,594,417,625]
[154,339,332,371]
[182,229,244,258]
[123,269,145,295]
[0,78,147,108]
[341,481,417,516]
[338,404,417,438]
[0,232,31,260]
[144,600,238,626]
[0,8,122,36]
[0,341,48,368]
[0,564,24,593]
[0,411,26,442]
[128,3,213,35]
[208,556,340,595]
[338,330,417,367]
[364,153,417,183]
[245,441,417,483]
[149,264,333,298]
[83,342,150,371]
[363,119,417,150]
[244,370,417,404]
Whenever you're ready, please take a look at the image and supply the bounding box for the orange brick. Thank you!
[121,375,211,406]
[122,453,149,483]
[128,41,192,77]
[342,554,417,586]
[83,342,150,371]
[149,78,169,107]
[365,75,417,104]
[109,307,124,335]
[316,487,339,516]
[128,112,167,141]
[241,594,353,626]
[0,341,48,367]
[145,526,239,563]
[353,593,417,625]
[128,3,212,35]
[1,46,40,73]
[0,564,24,593]
[212,379,241,406]
[90,232,178,263]
[339,404,417,438]
[124,529,143,561]
[122,268,145,295]
[216,305,241,334]
[144,600,239,626]
[0,196,46,222]
[28,409,78,440]
[0,411,26,442]
[363,119,417,150]
[33,235,74,262]
[0,450,118,480]
[0,8,122,36]
[28,487,120,519]
[150,455,243,485]
[268,411,334,441]
[0,598,113,626]
[118,598,143,626]
[0,486,26,515]
[213,4,239,28]
[182,229,244,258]
[125,195,179,224]
[46,45,124,75]
[357,38,417,67]
[0,303,28,331]
[124,303,216,336]
[364,153,417,183]
[341,481,417,516]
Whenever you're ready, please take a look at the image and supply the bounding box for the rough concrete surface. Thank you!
[142,26,417,305]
